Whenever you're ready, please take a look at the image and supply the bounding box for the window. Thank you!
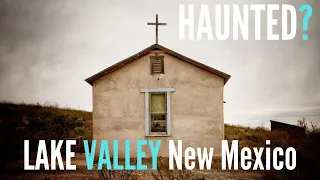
[141,88,174,136]
[150,93,167,133]
[150,55,164,74]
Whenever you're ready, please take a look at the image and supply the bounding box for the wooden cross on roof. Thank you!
[147,14,167,44]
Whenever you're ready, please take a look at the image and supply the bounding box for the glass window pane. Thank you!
[151,93,166,113]
[151,114,167,132]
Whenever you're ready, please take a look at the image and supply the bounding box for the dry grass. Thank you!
[0,166,263,180]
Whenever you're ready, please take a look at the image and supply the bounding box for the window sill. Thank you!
[145,134,172,137]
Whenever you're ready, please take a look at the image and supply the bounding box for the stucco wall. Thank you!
[92,50,225,158]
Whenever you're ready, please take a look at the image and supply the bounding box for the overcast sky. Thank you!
[0,0,319,127]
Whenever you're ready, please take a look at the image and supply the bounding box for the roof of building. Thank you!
[270,120,305,131]
[85,44,231,85]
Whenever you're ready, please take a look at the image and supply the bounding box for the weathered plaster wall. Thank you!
[92,50,225,158]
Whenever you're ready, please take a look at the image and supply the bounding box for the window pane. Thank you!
[150,93,167,133]
[151,114,167,132]
[151,94,166,113]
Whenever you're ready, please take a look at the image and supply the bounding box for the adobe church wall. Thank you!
[92,50,224,158]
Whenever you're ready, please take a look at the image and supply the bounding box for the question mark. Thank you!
[299,4,312,40]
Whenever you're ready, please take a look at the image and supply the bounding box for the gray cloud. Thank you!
[0,0,319,126]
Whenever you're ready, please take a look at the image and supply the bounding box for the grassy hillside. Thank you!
[0,102,92,169]
[225,124,293,149]
[0,102,93,140]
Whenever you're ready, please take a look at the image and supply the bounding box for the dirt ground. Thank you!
[1,155,263,180]
[0,169,263,180]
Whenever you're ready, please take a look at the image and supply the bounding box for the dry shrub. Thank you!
[262,122,320,180]
[99,168,139,180]
[225,122,320,180]
[152,157,205,180]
